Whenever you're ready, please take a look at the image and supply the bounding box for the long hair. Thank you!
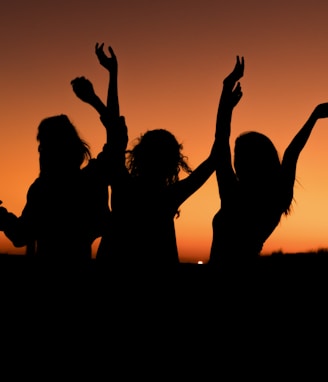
[126,129,192,186]
[37,114,91,174]
[234,131,292,215]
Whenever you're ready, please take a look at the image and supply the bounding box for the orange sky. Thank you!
[1,1,328,262]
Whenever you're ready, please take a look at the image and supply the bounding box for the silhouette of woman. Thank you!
[0,107,112,261]
[209,56,328,266]
[77,42,217,265]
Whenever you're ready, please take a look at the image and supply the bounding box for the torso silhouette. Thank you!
[210,180,287,264]
[209,55,328,267]
[98,175,181,265]
[5,149,111,261]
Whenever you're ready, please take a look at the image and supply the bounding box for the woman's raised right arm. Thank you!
[214,56,244,200]
[282,103,328,194]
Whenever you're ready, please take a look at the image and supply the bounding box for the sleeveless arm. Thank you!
[173,152,216,207]
[282,103,328,204]
[215,56,244,201]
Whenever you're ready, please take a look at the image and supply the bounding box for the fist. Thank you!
[71,76,96,103]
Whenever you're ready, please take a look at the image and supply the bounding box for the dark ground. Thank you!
[0,253,327,375]
[1,252,328,292]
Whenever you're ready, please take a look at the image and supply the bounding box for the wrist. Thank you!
[310,109,320,121]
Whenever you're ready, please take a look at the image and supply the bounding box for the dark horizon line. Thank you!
[1,248,328,260]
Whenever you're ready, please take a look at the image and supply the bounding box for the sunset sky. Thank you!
[1,1,328,263]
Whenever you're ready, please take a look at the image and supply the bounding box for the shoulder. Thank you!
[25,177,44,201]
[81,158,98,177]
[81,155,108,179]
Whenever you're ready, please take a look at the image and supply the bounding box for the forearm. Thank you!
[215,85,234,140]
[215,56,243,140]
[285,112,318,159]
[88,95,107,116]
[107,71,120,120]
[214,83,236,184]
[99,113,128,148]
[177,155,216,204]
[216,109,233,140]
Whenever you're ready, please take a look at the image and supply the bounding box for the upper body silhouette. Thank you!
[0,111,112,261]
[209,56,328,266]
[76,42,217,265]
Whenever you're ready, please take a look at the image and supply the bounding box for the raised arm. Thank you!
[95,42,119,122]
[215,56,244,199]
[70,75,116,147]
[171,57,244,208]
[94,42,128,151]
[71,76,107,116]
[172,148,216,208]
[71,42,124,147]
[282,103,328,190]
[216,56,244,142]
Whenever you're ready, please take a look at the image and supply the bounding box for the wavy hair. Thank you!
[234,131,292,215]
[126,129,192,186]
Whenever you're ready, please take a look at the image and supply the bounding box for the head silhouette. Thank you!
[126,129,192,185]
[37,114,91,175]
[234,131,281,185]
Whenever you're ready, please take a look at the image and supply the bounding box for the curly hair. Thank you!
[126,129,192,186]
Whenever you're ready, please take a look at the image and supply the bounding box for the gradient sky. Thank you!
[1,0,328,262]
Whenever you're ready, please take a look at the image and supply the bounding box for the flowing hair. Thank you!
[126,129,192,218]
[234,131,293,215]
[37,114,91,171]
[126,129,192,186]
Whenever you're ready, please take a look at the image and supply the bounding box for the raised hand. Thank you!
[95,42,117,73]
[313,103,328,119]
[230,82,243,108]
[224,55,244,85]
[71,76,97,104]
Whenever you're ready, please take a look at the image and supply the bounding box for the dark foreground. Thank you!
[1,253,327,374]
[2,253,328,329]
[1,252,328,293]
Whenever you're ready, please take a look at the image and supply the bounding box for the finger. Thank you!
[108,46,116,58]
[95,42,104,53]
[70,78,77,85]
[233,82,241,90]
[70,76,84,84]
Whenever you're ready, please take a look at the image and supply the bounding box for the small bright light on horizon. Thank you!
[197,261,203,264]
